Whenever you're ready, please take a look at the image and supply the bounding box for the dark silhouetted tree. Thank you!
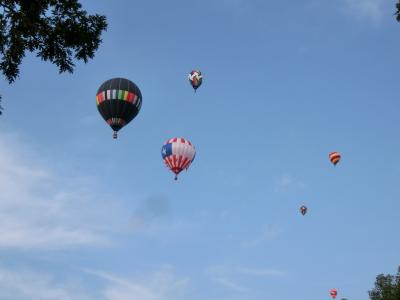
[396,1,400,21]
[0,0,107,114]
[369,266,400,300]
[0,0,107,83]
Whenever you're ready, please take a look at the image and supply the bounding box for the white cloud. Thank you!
[206,265,250,293]
[274,174,305,193]
[86,267,190,300]
[237,267,287,277]
[0,267,91,300]
[0,132,111,249]
[207,264,286,294]
[241,225,282,248]
[0,266,190,300]
[0,130,199,250]
[211,277,249,293]
[342,0,385,21]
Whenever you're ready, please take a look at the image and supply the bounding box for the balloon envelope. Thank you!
[300,205,307,216]
[96,78,142,138]
[329,152,341,166]
[330,288,338,299]
[161,137,196,180]
[188,70,203,91]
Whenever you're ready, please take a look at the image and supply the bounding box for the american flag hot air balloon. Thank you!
[330,288,338,299]
[161,137,196,180]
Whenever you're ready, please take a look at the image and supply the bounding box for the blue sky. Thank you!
[0,0,399,299]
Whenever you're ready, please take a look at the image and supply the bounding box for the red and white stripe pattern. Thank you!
[330,288,337,299]
[163,137,196,179]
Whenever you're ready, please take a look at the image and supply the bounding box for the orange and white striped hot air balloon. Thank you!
[329,152,341,166]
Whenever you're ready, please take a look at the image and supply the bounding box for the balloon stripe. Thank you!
[181,157,189,169]
[177,155,183,169]
[329,152,341,165]
[96,89,141,107]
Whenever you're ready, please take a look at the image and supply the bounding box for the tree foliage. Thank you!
[369,266,400,300]
[396,1,400,22]
[0,0,107,83]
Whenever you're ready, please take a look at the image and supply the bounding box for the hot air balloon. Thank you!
[188,70,202,92]
[330,288,338,299]
[96,78,142,139]
[329,152,341,166]
[161,137,196,180]
[300,205,307,216]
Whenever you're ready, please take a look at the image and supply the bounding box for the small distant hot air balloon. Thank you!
[300,205,307,216]
[329,152,341,166]
[330,288,338,299]
[161,137,196,180]
[188,70,203,92]
[96,78,142,139]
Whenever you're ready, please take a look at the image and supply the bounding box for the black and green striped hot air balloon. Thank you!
[96,78,142,139]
